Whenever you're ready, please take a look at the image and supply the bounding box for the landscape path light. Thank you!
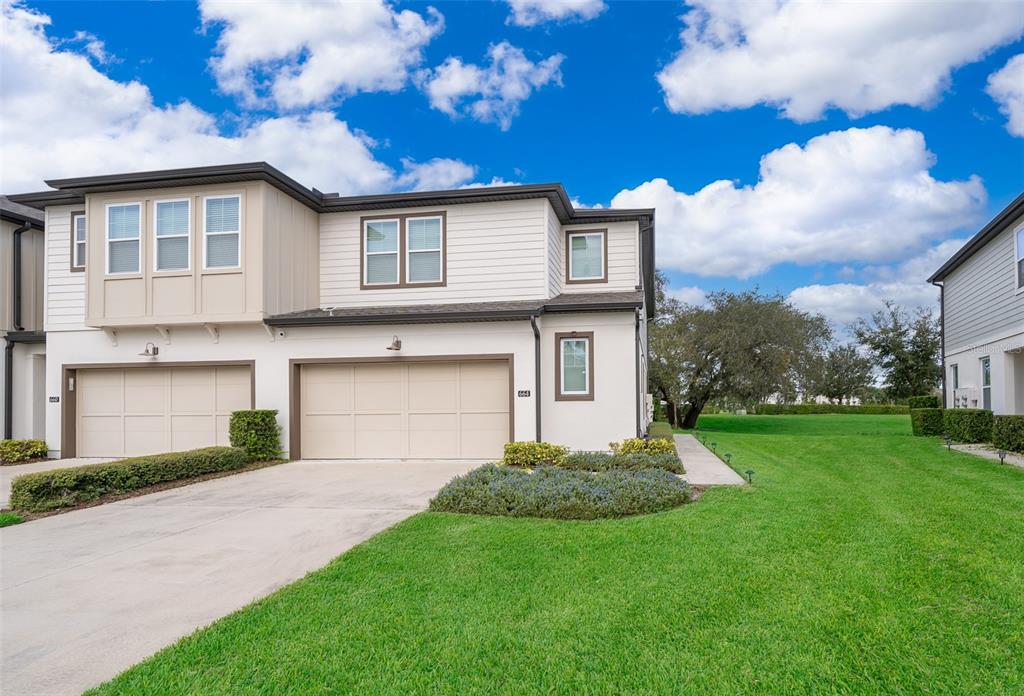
[998,450,1007,465]
[944,435,952,451]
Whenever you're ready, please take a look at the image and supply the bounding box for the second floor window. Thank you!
[364,219,399,285]
[107,203,141,275]
[566,230,606,283]
[1016,226,1023,290]
[407,216,442,283]
[362,213,445,288]
[71,212,86,271]
[204,195,241,269]
[155,199,190,272]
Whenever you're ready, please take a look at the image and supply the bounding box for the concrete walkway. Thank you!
[0,458,481,696]
[952,444,1024,469]
[674,434,745,486]
[1,458,113,508]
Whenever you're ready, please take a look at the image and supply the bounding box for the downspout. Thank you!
[531,313,542,441]
[5,221,32,439]
[12,222,29,331]
[3,339,13,439]
[635,308,642,437]
[931,280,946,407]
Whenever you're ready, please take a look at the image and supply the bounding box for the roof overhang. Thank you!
[928,192,1024,283]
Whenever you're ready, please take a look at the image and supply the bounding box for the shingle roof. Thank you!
[0,196,44,226]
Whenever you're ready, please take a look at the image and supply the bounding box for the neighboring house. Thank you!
[928,192,1024,415]
[1,196,46,441]
[8,163,654,459]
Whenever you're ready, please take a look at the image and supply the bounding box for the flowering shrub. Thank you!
[502,441,567,467]
[610,437,677,456]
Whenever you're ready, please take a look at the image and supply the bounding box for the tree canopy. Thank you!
[851,301,941,399]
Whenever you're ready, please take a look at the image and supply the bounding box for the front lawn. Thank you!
[93,415,1024,695]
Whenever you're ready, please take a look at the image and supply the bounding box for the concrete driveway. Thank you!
[0,458,481,696]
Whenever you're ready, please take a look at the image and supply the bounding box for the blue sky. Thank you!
[4,0,1023,330]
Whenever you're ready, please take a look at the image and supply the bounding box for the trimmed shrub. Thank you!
[908,395,941,409]
[229,410,281,461]
[429,464,689,520]
[0,439,48,464]
[646,421,674,440]
[943,408,994,444]
[610,437,677,456]
[910,408,944,437]
[10,446,249,513]
[993,415,1024,453]
[502,441,567,467]
[560,451,684,474]
[755,404,908,415]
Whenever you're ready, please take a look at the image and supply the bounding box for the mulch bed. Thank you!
[0,458,49,467]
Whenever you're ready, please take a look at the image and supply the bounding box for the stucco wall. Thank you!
[945,328,1024,414]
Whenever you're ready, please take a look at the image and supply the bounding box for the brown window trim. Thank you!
[555,331,594,401]
[564,228,608,285]
[70,210,86,272]
[359,211,447,290]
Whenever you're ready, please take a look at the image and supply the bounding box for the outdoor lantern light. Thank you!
[138,342,159,358]
[998,450,1007,465]
[944,435,952,451]
[745,469,754,483]
[386,335,402,351]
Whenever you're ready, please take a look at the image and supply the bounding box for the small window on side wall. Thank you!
[1015,226,1023,291]
[204,195,241,269]
[566,230,607,283]
[106,202,141,275]
[70,212,86,272]
[556,331,594,401]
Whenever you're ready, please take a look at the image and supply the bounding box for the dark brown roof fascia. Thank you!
[5,189,84,211]
[4,330,46,344]
[928,192,1024,282]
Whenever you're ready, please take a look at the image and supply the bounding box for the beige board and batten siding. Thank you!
[261,186,319,317]
[944,219,1024,353]
[559,220,639,294]
[1,219,44,332]
[319,198,550,307]
[45,205,89,331]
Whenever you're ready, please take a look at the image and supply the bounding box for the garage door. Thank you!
[76,365,252,457]
[300,360,510,459]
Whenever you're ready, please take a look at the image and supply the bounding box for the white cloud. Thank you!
[200,0,443,109]
[657,0,1024,122]
[610,126,985,279]
[395,158,476,191]
[666,285,707,307]
[67,30,115,64]
[506,0,606,27]
[986,54,1024,137]
[419,41,564,130]
[0,4,471,195]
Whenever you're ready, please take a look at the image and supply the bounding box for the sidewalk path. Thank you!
[674,434,745,486]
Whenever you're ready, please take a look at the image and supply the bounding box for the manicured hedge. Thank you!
[755,404,909,415]
[429,464,689,520]
[610,437,677,456]
[993,415,1024,453]
[910,408,944,437]
[229,410,281,461]
[502,441,568,467]
[646,421,674,440]
[560,451,684,474]
[0,439,48,464]
[9,446,250,513]
[943,408,994,444]
[908,395,941,409]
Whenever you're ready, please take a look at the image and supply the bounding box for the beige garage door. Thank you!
[76,365,252,457]
[300,360,510,459]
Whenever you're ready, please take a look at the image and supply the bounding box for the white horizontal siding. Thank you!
[944,218,1024,352]
[319,199,549,307]
[45,205,90,332]
[559,220,639,294]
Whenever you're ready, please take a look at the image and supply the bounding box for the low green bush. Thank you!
[502,441,567,467]
[560,451,684,474]
[610,437,677,456]
[229,410,281,461]
[0,439,48,464]
[993,416,1024,453]
[646,421,674,440]
[910,408,944,436]
[429,464,689,520]
[943,408,994,444]
[9,446,250,513]
[755,404,908,415]
[908,395,941,409]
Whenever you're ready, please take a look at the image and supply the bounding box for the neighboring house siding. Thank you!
[45,205,89,332]
[944,219,1024,353]
[319,199,549,307]
[1,220,44,332]
[546,202,562,297]
[262,186,319,317]
[559,220,639,294]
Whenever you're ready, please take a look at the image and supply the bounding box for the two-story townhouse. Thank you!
[1,197,46,441]
[928,192,1024,415]
[8,163,655,459]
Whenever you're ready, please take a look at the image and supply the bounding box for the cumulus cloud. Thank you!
[0,3,472,195]
[200,0,443,109]
[419,41,564,130]
[657,0,1024,122]
[395,158,476,191]
[986,54,1024,137]
[610,126,985,279]
[506,0,606,27]
[666,285,707,307]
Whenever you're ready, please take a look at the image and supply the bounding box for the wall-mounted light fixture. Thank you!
[386,335,402,351]
[138,342,159,358]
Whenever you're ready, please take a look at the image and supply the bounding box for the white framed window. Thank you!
[106,202,141,275]
[363,218,399,286]
[1015,224,1023,292]
[406,215,443,284]
[203,195,241,269]
[567,230,606,282]
[556,332,594,400]
[950,364,959,390]
[71,212,86,271]
[980,356,991,411]
[154,198,191,272]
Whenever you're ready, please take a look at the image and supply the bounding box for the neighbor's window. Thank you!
[980,356,991,411]
[71,212,86,271]
[567,230,606,282]
[155,199,190,271]
[204,195,241,269]
[1016,227,1023,290]
[406,216,442,284]
[950,364,959,390]
[106,203,141,275]
[364,219,399,285]
[556,332,594,400]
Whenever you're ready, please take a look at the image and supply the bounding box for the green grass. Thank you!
[93,415,1024,695]
[0,511,24,527]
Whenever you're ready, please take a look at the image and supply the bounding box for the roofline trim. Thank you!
[928,192,1024,282]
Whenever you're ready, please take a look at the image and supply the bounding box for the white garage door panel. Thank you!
[76,365,251,458]
[301,360,509,459]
